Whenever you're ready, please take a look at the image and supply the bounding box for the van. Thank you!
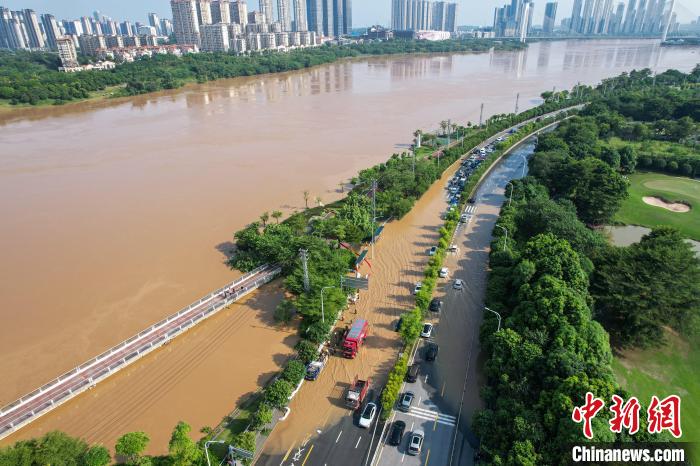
[406,363,420,383]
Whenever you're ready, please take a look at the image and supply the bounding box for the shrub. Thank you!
[295,339,318,364]
[264,379,293,408]
[281,359,306,385]
[249,403,273,432]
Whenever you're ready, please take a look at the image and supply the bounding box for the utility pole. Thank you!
[411,145,416,176]
[514,93,520,115]
[299,249,310,293]
[479,103,484,127]
[371,180,377,260]
[447,119,451,145]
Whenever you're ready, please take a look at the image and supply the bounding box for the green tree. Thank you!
[294,339,318,364]
[249,403,273,431]
[168,422,201,466]
[264,379,293,408]
[274,299,295,323]
[34,431,88,466]
[259,211,270,227]
[231,431,256,466]
[271,210,283,224]
[591,227,700,348]
[281,359,306,385]
[84,445,111,466]
[115,431,150,464]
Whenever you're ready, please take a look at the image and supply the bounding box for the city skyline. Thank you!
[2,0,694,27]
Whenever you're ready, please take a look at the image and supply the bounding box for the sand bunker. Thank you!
[642,196,691,213]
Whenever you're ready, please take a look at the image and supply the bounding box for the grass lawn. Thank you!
[613,330,699,458]
[615,171,700,241]
[607,137,698,159]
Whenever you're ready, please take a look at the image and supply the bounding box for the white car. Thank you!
[359,402,377,428]
[448,244,460,254]
[439,267,449,278]
[428,246,437,256]
[413,282,423,295]
[453,279,464,290]
[408,430,425,455]
[421,323,433,338]
[496,136,503,141]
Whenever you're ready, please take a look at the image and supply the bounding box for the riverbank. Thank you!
[0,39,525,108]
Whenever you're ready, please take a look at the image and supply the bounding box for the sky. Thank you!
[0,0,696,27]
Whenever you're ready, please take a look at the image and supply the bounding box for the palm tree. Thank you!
[303,190,310,209]
[413,129,422,148]
[260,211,270,227]
[272,210,283,224]
[439,120,448,136]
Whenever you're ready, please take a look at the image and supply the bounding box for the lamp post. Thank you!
[507,182,514,207]
[321,286,337,323]
[205,441,226,466]
[496,225,508,251]
[484,306,502,332]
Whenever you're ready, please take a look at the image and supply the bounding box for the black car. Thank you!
[468,197,476,204]
[429,297,442,313]
[426,343,439,361]
[389,420,406,446]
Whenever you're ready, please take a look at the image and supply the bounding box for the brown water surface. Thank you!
[0,39,697,453]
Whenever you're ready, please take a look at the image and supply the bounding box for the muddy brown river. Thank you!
[0,39,698,453]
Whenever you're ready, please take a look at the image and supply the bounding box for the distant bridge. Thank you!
[0,263,281,440]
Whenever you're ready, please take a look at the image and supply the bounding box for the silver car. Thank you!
[408,430,425,455]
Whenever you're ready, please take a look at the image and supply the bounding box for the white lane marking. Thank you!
[402,452,406,463]
[425,374,429,383]
[355,436,362,449]
[335,430,343,444]
[411,406,457,420]
[403,410,457,427]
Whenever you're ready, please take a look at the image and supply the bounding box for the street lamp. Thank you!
[484,306,502,332]
[506,182,514,207]
[321,286,337,323]
[205,440,226,466]
[496,225,508,251]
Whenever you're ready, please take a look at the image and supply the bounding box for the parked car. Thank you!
[448,244,459,254]
[359,402,377,428]
[428,246,437,256]
[406,363,420,382]
[460,214,468,223]
[468,197,476,204]
[453,279,464,290]
[408,431,425,455]
[439,267,449,278]
[496,136,503,141]
[389,420,406,446]
[429,297,442,312]
[413,282,423,295]
[421,322,433,338]
[398,391,415,412]
[426,343,439,361]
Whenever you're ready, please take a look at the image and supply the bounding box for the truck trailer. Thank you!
[342,319,369,358]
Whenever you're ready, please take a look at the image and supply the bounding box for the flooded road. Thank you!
[1,39,698,453]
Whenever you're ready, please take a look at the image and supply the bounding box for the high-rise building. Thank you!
[211,0,232,23]
[56,37,78,67]
[120,20,135,36]
[392,0,455,32]
[493,0,531,37]
[259,0,274,23]
[231,1,249,27]
[41,14,62,49]
[632,0,647,32]
[171,0,202,45]
[293,0,308,31]
[306,0,323,33]
[20,9,44,48]
[197,0,213,25]
[622,0,636,33]
[322,0,334,36]
[201,22,230,50]
[278,0,292,31]
[148,13,161,34]
[78,34,106,55]
[570,0,583,32]
[543,2,558,33]
[63,19,84,37]
[161,18,174,35]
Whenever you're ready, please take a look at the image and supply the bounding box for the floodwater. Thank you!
[1,39,698,453]
[605,225,700,255]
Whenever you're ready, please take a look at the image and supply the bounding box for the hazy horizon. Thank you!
[0,0,697,28]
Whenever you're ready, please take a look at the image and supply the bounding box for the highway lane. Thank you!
[371,139,536,466]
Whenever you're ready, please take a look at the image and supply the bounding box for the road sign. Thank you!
[228,445,254,460]
[342,276,369,290]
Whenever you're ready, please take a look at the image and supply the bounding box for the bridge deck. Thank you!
[0,263,281,440]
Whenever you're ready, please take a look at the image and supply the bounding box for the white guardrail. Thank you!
[0,263,281,440]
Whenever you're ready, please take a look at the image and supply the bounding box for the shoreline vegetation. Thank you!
[0,39,526,108]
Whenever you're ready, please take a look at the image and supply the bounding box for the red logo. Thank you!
[572,392,605,439]
[609,395,641,435]
[647,395,682,438]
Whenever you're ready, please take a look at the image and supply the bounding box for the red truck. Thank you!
[342,319,369,358]
[345,376,371,409]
